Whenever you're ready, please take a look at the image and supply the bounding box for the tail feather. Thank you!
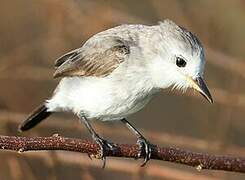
[18,104,52,132]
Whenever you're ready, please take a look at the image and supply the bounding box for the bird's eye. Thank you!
[176,57,186,67]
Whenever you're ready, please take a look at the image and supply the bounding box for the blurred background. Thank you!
[0,0,245,179]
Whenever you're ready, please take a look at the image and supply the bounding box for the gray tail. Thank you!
[18,104,52,132]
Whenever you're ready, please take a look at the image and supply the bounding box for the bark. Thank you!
[0,135,244,173]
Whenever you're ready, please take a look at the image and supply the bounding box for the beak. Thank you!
[187,76,213,103]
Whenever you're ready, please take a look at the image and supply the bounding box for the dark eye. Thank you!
[176,57,186,67]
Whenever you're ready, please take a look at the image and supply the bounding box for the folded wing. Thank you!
[53,36,131,78]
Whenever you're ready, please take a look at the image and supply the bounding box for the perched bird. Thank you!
[19,19,213,167]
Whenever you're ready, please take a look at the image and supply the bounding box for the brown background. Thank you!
[0,0,245,179]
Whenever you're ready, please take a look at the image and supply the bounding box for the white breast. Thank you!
[46,67,156,121]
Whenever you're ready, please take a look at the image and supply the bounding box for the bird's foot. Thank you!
[136,136,152,167]
[92,135,117,168]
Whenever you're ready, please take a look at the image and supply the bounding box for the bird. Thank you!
[18,19,213,167]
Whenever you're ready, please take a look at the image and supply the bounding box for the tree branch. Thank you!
[0,135,245,173]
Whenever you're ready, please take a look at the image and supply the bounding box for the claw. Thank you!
[136,137,152,166]
[93,136,117,168]
[87,153,93,160]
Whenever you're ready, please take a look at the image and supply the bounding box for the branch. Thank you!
[0,135,245,173]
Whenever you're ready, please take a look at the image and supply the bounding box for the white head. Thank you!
[149,20,213,103]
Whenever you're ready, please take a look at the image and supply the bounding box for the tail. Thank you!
[18,104,52,132]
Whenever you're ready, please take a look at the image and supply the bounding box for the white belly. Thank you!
[46,76,155,121]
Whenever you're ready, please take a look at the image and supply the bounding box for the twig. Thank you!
[2,111,245,156]
[0,135,245,173]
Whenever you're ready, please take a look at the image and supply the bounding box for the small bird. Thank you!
[19,19,213,167]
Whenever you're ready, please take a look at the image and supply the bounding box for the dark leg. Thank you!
[79,115,115,168]
[121,118,152,166]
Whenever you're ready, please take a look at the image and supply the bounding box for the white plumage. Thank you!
[20,19,213,166]
[46,19,208,122]
[46,61,156,121]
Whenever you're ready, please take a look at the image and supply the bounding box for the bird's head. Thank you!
[149,19,213,103]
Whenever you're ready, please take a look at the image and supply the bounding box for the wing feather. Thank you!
[53,36,130,78]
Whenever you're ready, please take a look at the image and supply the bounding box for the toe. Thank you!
[93,137,108,159]
[101,156,106,169]
[136,137,152,166]
[93,137,117,168]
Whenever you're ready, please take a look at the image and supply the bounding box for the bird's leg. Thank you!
[79,115,116,168]
[121,118,152,166]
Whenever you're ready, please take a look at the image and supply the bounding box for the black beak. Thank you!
[195,76,213,103]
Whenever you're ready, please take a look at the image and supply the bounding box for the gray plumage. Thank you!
[53,19,203,79]
[19,19,212,167]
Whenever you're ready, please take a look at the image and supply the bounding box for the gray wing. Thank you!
[53,36,131,78]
